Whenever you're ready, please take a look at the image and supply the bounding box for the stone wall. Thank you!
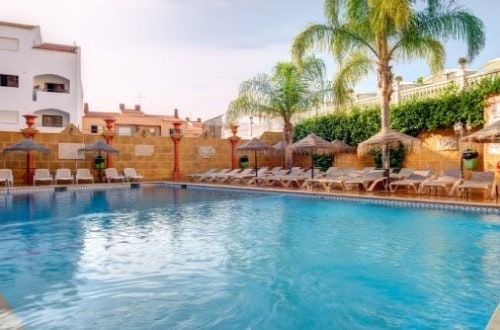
[1,124,498,186]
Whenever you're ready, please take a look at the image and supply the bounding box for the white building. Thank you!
[0,21,83,132]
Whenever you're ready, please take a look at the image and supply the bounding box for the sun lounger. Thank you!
[55,168,74,184]
[230,167,268,184]
[216,168,251,183]
[200,168,230,182]
[252,169,291,186]
[124,168,143,182]
[104,168,126,183]
[304,169,344,191]
[186,168,218,182]
[318,169,359,192]
[343,170,385,191]
[389,170,434,193]
[280,169,313,188]
[264,168,306,186]
[33,169,53,186]
[208,168,242,183]
[457,171,498,199]
[389,168,414,181]
[0,169,14,188]
[419,169,462,195]
[75,169,94,184]
[246,168,285,185]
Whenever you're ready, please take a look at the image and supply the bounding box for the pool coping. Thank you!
[1,181,499,213]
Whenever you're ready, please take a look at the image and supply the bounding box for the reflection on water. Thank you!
[0,186,498,329]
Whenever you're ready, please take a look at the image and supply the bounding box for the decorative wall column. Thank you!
[228,124,240,170]
[171,122,183,181]
[102,118,116,168]
[21,114,39,185]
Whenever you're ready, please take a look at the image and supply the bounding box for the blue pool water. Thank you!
[0,186,498,329]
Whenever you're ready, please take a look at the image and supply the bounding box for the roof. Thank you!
[33,42,79,53]
[0,21,37,30]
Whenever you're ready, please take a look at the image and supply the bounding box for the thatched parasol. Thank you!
[2,139,51,154]
[461,120,500,143]
[2,139,51,184]
[78,140,120,155]
[236,138,270,177]
[290,133,336,177]
[357,127,420,190]
[331,139,355,153]
[272,141,286,152]
[357,128,420,157]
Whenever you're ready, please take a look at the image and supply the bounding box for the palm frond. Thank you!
[394,34,445,73]
[414,1,485,60]
[332,51,373,109]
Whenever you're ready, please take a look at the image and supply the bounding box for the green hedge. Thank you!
[294,76,500,145]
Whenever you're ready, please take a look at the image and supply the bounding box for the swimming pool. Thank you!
[0,185,498,329]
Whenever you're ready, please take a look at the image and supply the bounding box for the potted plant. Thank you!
[239,155,249,169]
[462,148,479,170]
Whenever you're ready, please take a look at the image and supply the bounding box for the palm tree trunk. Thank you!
[377,57,394,189]
[283,119,294,169]
[377,58,394,173]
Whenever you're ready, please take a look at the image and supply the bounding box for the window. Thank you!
[45,83,66,93]
[0,110,19,124]
[0,74,19,88]
[42,115,63,127]
[118,126,132,135]
[91,125,98,134]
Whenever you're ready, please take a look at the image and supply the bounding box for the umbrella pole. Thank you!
[254,150,258,177]
[382,144,390,191]
[310,154,314,178]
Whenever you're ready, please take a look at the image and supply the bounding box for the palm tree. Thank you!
[291,0,485,168]
[225,56,331,168]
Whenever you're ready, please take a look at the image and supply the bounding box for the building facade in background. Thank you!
[82,104,203,138]
[0,21,83,133]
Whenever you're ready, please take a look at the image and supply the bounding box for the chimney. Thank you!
[119,103,125,111]
[84,103,89,114]
[174,108,179,118]
[135,104,141,111]
[197,118,201,122]
[185,117,190,122]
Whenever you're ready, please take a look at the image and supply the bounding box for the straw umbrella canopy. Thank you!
[290,133,336,177]
[357,127,420,189]
[461,120,500,143]
[272,141,286,152]
[2,139,51,182]
[78,140,120,155]
[2,139,51,154]
[357,128,420,157]
[331,139,355,153]
[235,138,270,177]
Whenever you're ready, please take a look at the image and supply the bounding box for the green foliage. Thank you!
[294,76,500,166]
[371,144,406,169]
[294,106,380,145]
[312,154,334,172]
[296,76,500,144]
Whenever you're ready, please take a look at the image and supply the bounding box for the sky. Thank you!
[0,0,498,121]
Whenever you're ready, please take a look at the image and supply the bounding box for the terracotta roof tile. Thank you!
[0,21,37,30]
[33,42,79,53]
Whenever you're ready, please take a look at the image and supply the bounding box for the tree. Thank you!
[225,56,331,168]
[291,0,485,168]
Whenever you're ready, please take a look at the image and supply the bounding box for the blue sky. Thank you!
[0,0,497,121]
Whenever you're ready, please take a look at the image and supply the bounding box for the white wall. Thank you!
[0,23,82,133]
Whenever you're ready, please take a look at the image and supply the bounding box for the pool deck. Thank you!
[179,180,500,209]
[1,180,499,210]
